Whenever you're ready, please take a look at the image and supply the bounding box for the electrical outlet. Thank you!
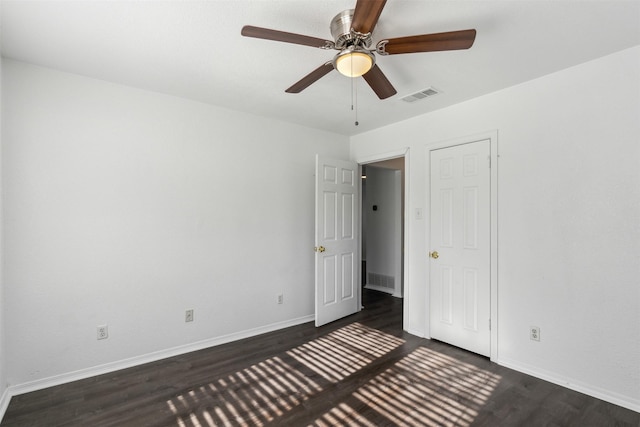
[185,309,194,322]
[97,325,108,340]
[530,326,540,341]
[277,294,284,304]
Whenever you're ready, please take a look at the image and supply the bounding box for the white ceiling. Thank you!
[2,0,639,136]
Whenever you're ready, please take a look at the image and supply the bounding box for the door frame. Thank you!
[425,131,499,361]
[355,148,410,329]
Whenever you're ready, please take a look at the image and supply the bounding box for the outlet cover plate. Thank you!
[97,325,109,340]
[530,326,540,341]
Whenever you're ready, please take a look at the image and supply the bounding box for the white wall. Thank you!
[1,60,349,390]
[351,46,640,410]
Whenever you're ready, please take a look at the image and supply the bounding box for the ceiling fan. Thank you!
[241,0,476,100]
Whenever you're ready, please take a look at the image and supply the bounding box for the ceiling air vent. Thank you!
[401,87,441,103]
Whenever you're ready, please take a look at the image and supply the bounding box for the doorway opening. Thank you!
[361,157,405,299]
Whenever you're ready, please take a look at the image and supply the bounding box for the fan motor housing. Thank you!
[330,9,372,49]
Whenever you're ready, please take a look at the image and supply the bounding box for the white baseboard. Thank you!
[0,387,11,423]
[364,284,402,297]
[497,357,640,413]
[2,314,314,417]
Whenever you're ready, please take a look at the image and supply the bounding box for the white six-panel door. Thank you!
[429,140,491,356]
[315,155,359,327]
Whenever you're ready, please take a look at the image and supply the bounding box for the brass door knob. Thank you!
[429,251,439,259]
[314,246,326,253]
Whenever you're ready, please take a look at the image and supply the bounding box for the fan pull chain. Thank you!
[350,71,354,112]
[350,77,359,127]
[348,56,359,126]
[354,77,359,126]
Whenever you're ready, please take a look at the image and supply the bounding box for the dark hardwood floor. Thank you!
[2,290,638,426]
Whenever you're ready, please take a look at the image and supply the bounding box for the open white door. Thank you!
[315,155,360,327]
[429,140,491,356]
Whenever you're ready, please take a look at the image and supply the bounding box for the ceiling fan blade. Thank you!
[362,64,396,99]
[351,0,387,34]
[241,25,334,49]
[285,62,335,93]
[380,29,477,55]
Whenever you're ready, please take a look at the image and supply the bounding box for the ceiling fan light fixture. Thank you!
[334,49,375,78]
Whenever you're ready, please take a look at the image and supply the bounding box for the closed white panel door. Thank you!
[315,155,359,326]
[429,140,491,356]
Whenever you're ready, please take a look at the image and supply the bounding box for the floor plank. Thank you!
[2,290,638,426]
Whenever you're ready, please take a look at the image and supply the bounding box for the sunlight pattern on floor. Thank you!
[167,354,322,426]
[287,323,405,383]
[166,322,405,426]
[312,347,502,427]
